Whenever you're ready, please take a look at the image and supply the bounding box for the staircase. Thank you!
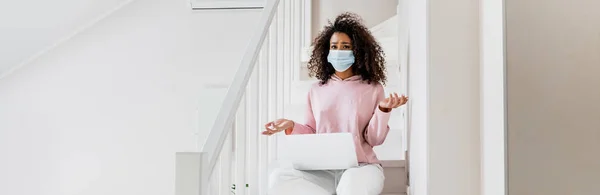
[175,0,407,194]
[380,160,407,195]
[369,14,408,195]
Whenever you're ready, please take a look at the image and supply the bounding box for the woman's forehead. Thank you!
[330,32,352,43]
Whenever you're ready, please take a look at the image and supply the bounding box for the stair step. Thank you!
[370,15,398,38]
[381,160,407,194]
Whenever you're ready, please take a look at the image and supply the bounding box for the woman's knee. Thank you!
[336,165,385,195]
[268,168,331,195]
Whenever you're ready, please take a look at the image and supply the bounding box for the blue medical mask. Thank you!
[327,50,355,72]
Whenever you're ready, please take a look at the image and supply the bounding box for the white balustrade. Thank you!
[176,0,312,194]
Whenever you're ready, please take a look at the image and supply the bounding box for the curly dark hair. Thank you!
[308,12,387,85]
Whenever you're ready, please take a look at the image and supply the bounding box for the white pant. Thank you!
[268,164,385,195]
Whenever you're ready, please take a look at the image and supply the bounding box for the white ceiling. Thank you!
[0,0,129,78]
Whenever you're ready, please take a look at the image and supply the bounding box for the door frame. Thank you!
[480,0,507,194]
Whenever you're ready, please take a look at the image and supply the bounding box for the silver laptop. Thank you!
[279,133,359,170]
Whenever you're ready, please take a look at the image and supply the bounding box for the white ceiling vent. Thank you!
[191,0,265,10]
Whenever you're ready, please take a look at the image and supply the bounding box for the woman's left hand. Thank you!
[378,93,408,112]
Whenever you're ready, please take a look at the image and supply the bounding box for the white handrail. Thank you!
[200,0,281,181]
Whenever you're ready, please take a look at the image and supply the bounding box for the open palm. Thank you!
[261,118,294,136]
[379,93,408,110]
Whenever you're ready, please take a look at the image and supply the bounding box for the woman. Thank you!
[262,12,408,195]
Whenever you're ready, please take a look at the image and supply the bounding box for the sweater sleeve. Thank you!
[285,89,316,135]
[364,84,391,146]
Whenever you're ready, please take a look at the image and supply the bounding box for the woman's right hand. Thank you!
[261,119,294,136]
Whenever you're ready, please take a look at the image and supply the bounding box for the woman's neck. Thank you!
[335,70,354,80]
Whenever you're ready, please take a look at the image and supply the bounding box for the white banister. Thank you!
[175,0,310,194]
[219,130,233,195]
[259,24,274,194]
[200,0,280,181]
[234,96,247,195]
[302,0,312,48]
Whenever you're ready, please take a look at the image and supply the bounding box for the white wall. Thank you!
[408,0,481,194]
[506,0,600,194]
[428,0,481,194]
[0,0,260,194]
[0,0,129,77]
[311,0,397,39]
